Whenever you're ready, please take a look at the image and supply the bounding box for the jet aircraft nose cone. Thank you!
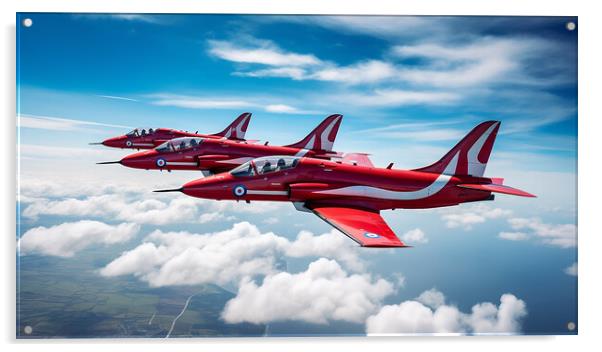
[181,178,218,198]
[120,150,156,169]
[101,136,129,148]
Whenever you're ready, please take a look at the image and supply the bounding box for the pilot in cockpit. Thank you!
[276,158,286,171]
[141,129,147,136]
[179,140,186,150]
[149,128,154,134]
[261,161,273,174]
[190,139,198,147]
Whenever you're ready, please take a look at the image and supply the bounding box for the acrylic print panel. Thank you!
[16,14,577,338]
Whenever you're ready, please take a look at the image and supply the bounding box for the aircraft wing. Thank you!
[308,205,408,247]
[341,153,374,167]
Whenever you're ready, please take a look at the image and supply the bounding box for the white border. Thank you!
[3,1,599,352]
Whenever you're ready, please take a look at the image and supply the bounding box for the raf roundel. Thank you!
[364,232,381,239]
[233,184,247,197]
[156,158,166,167]
[126,140,133,147]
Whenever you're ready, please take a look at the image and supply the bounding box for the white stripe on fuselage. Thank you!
[315,153,459,201]
[247,190,288,196]
[165,162,197,166]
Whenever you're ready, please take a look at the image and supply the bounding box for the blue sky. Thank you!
[16,14,577,335]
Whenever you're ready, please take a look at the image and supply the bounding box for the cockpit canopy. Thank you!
[126,128,158,137]
[155,137,204,153]
[230,156,299,177]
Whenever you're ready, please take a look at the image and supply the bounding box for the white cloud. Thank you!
[72,14,163,24]
[22,194,202,226]
[97,95,139,102]
[152,96,253,109]
[498,232,529,241]
[416,288,445,309]
[237,60,400,85]
[199,211,233,224]
[350,119,466,141]
[310,60,398,84]
[18,114,130,131]
[507,217,576,248]
[275,16,444,41]
[391,38,550,88]
[466,294,527,334]
[366,289,527,334]
[100,222,288,286]
[20,144,124,160]
[221,258,394,324]
[441,204,513,230]
[149,93,312,114]
[110,14,160,24]
[209,35,559,92]
[564,262,577,276]
[19,172,289,224]
[236,67,308,80]
[19,176,149,199]
[101,222,364,287]
[401,228,428,244]
[19,220,140,257]
[285,230,364,272]
[208,39,321,67]
[342,89,460,107]
[264,104,321,115]
[393,273,406,289]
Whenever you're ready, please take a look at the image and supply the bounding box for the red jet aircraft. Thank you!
[99,114,343,175]
[92,112,252,149]
[156,121,535,248]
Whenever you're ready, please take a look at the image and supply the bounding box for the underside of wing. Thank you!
[308,204,408,248]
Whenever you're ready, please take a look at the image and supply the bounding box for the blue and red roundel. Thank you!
[232,184,247,197]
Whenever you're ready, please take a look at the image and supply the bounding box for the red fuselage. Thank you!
[119,138,337,174]
[178,156,493,211]
[101,128,226,149]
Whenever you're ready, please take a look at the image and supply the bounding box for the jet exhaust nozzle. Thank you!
[153,188,183,193]
[96,161,122,165]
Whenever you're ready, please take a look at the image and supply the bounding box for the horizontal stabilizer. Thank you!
[458,183,536,198]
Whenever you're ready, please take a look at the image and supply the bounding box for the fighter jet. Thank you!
[99,114,343,175]
[155,121,535,248]
[92,112,251,149]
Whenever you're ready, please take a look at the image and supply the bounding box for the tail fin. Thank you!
[285,114,343,152]
[211,112,252,140]
[414,121,501,177]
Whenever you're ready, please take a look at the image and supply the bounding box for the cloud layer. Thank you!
[441,204,513,230]
[505,217,577,248]
[100,222,363,287]
[19,220,140,257]
[222,258,394,324]
[366,289,527,334]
